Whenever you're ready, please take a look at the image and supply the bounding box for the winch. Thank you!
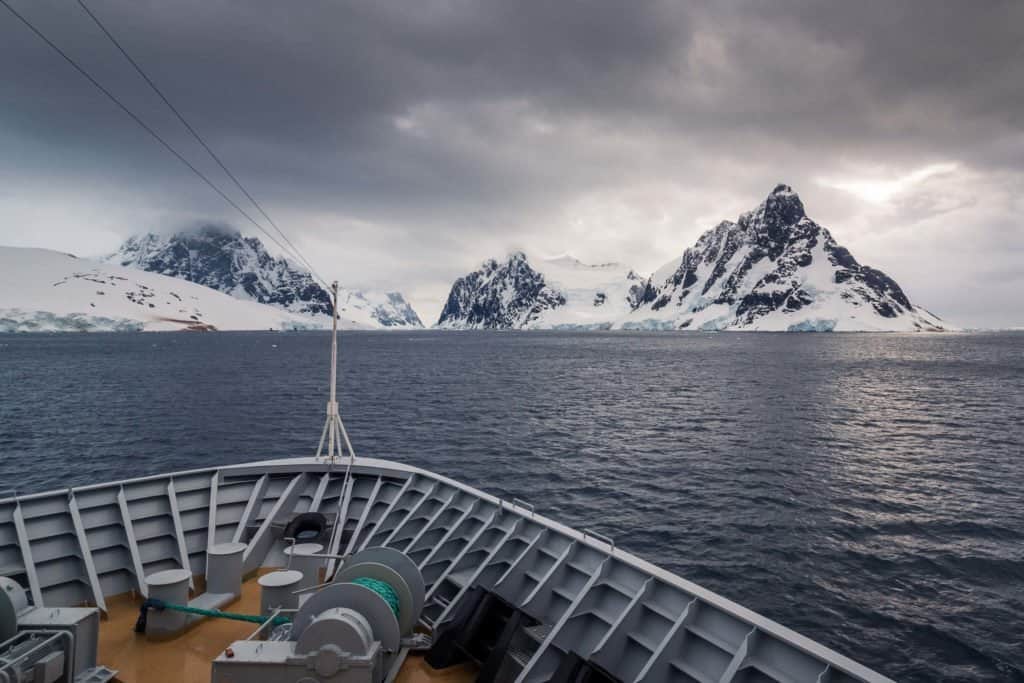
[211,547,427,683]
[0,577,112,683]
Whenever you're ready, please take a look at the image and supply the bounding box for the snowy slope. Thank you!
[109,226,422,328]
[436,252,646,329]
[526,256,645,329]
[625,185,950,331]
[0,247,356,332]
[336,289,423,328]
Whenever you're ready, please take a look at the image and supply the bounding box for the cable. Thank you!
[75,0,329,288]
[0,0,327,288]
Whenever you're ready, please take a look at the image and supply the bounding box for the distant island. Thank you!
[0,226,423,333]
[437,185,950,332]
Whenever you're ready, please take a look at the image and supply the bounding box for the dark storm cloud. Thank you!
[1,0,1022,325]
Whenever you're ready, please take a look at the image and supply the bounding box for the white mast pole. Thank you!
[327,281,339,463]
[315,280,356,470]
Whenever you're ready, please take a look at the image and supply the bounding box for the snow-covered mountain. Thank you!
[108,226,423,329]
[0,247,330,332]
[436,185,950,331]
[628,185,947,331]
[436,252,646,329]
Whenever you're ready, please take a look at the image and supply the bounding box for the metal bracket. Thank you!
[400,632,432,651]
[511,498,534,516]
[582,528,615,551]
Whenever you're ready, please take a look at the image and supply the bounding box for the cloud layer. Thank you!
[1,0,1022,326]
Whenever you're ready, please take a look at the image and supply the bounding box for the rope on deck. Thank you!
[133,598,291,633]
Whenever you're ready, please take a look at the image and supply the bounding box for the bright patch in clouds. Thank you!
[817,163,960,204]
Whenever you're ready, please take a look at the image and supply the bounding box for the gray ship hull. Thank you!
[0,457,893,683]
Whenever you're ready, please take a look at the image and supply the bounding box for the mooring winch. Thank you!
[211,547,428,683]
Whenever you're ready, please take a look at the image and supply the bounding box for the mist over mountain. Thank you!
[0,246,320,332]
[108,226,423,329]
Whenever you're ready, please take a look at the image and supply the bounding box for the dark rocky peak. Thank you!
[735,184,811,259]
[437,252,565,328]
[762,183,805,224]
[481,251,527,272]
[743,183,806,227]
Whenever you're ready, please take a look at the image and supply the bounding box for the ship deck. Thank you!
[0,456,893,683]
[96,572,476,683]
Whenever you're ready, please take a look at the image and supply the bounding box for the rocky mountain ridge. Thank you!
[437,253,646,329]
[437,185,949,332]
[109,226,423,328]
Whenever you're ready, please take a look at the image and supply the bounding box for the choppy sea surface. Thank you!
[1,331,1022,681]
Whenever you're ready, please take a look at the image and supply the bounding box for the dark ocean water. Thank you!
[1,331,1022,681]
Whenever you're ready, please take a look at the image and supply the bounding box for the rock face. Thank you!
[109,226,423,328]
[436,252,646,329]
[438,253,563,329]
[436,185,949,331]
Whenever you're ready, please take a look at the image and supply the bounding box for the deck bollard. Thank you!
[283,542,324,591]
[258,570,303,616]
[205,542,247,597]
[144,568,192,640]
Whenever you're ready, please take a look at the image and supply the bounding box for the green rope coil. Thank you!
[350,577,400,617]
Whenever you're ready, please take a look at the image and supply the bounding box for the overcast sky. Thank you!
[1,1,1022,327]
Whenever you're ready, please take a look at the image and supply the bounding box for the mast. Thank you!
[316,281,356,468]
[327,281,339,461]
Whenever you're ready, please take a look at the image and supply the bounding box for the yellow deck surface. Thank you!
[97,575,475,683]
[394,656,477,683]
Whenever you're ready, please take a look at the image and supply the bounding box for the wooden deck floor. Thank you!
[96,575,475,683]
